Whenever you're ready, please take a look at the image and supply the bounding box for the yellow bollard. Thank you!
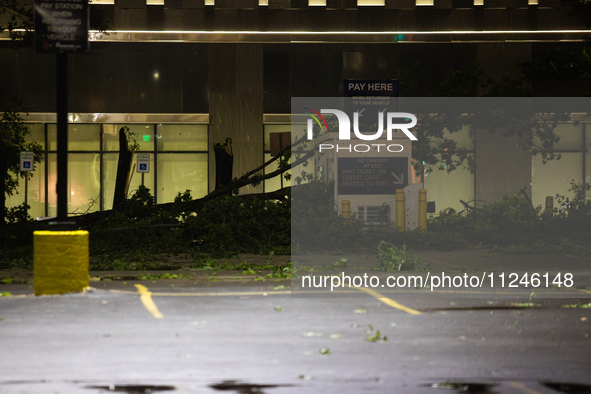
[342,200,351,220]
[34,231,89,295]
[395,189,405,231]
[418,189,427,232]
[545,196,553,218]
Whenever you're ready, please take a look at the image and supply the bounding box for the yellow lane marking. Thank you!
[577,288,591,295]
[134,284,164,319]
[348,286,422,315]
[112,289,292,296]
[153,290,291,297]
[421,257,461,269]
[508,382,542,394]
[564,254,591,260]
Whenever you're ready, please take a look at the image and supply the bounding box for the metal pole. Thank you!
[418,189,427,232]
[142,172,145,187]
[24,172,28,215]
[341,200,350,222]
[395,189,405,231]
[56,52,68,220]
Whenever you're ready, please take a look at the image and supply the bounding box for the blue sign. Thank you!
[136,153,150,173]
[20,151,35,172]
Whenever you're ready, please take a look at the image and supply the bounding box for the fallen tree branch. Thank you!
[519,186,537,218]
[112,223,181,232]
[73,187,291,228]
[59,134,318,228]
[459,199,476,212]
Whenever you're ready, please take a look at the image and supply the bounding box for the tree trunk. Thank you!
[113,128,133,209]
[214,137,233,191]
[0,138,6,225]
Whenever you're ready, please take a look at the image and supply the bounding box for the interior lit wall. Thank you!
[531,123,587,209]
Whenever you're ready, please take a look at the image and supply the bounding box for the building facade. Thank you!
[1,0,589,218]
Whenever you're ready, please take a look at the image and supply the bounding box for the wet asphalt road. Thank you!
[1,251,591,394]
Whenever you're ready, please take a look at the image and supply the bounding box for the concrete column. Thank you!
[475,43,532,206]
[208,44,264,194]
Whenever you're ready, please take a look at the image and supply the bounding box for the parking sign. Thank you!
[20,152,35,172]
[137,154,150,173]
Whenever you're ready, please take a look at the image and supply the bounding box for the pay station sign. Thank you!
[20,152,35,172]
[338,157,408,195]
[137,154,150,173]
[34,0,89,53]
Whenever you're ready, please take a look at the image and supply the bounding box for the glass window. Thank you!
[25,124,45,149]
[263,153,292,193]
[48,124,100,151]
[532,153,583,208]
[443,126,474,151]
[264,125,291,152]
[424,156,475,213]
[48,125,56,151]
[157,153,208,203]
[69,153,101,215]
[48,153,57,217]
[156,124,208,151]
[532,123,583,152]
[104,124,155,152]
[102,153,156,210]
[47,153,101,216]
[5,162,46,219]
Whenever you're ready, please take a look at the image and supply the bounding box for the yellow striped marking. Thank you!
[134,284,164,319]
[421,257,461,269]
[348,286,422,315]
[508,382,542,394]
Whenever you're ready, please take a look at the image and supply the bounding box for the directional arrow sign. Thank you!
[391,172,404,184]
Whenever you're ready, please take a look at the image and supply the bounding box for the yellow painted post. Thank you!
[545,196,554,218]
[34,231,89,295]
[418,189,427,232]
[342,200,351,221]
[395,189,405,231]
